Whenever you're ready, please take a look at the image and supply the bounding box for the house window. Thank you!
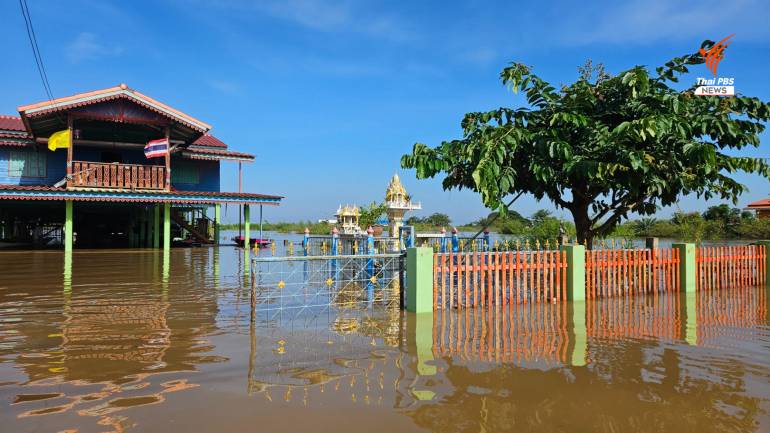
[171,163,199,184]
[9,149,47,178]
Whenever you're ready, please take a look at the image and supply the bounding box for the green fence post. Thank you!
[406,247,433,313]
[672,243,696,293]
[560,244,585,301]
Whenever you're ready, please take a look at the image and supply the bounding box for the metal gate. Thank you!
[250,253,405,321]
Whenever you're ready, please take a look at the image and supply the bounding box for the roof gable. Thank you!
[18,84,211,132]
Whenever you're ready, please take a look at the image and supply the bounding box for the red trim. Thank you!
[0,184,282,199]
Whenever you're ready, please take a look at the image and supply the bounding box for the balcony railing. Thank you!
[69,161,167,190]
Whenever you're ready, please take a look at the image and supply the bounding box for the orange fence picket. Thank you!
[585,248,680,299]
[433,250,567,310]
[695,245,765,290]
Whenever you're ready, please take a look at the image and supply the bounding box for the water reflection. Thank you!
[1,243,769,433]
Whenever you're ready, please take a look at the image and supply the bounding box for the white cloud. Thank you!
[66,32,123,63]
[209,79,240,94]
[561,0,770,45]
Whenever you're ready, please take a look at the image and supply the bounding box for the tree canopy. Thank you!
[401,41,770,246]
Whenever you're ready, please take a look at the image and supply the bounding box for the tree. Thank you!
[702,204,741,225]
[358,202,388,230]
[408,212,452,227]
[401,41,770,247]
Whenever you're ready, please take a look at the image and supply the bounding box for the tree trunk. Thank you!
[570,204,594,250]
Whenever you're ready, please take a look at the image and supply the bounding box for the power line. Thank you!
[19,0,55,102]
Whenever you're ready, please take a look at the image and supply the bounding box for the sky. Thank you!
[1,0,769,225]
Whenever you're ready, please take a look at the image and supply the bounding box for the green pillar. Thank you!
[163,203,171,253]
[64,200,73,254]
[560,244,585,301]
[153,205,160,248]
[214,204,221,245]
[673,243,696,293]
[244,205,251,247]
[406,247,433,313]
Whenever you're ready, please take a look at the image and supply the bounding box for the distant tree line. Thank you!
[613,204,770,243]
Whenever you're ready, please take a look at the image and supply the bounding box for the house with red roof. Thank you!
[0,84,281,249]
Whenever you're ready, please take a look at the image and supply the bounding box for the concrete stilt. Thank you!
[163,203,171,253]
[244,205,250,273]
[244,205,250,246]
[64,200,73,254]
[139,209,147,248]
[214,204,221,245]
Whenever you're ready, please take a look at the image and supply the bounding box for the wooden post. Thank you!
[163,202,171,253]
[646,237,659,250]
[214,204,221,245]
[64,200,73,254]
[153,204,160,248]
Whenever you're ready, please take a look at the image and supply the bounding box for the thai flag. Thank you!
[144,138,169,158]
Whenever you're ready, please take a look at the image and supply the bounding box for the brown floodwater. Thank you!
[1,247,769,433]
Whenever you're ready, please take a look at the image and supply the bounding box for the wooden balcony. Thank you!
[68,161,167,190]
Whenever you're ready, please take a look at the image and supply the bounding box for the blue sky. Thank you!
[1,0,769,224]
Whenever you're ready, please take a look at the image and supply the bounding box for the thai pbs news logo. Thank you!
[695,34,735,97]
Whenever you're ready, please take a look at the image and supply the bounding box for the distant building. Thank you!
[336,204,362,235]
[384,174,420,245]
[746,199,770,218]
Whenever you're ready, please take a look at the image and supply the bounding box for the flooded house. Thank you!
[0,84,282,249]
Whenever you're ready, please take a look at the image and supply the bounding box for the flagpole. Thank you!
[66,114,73,183]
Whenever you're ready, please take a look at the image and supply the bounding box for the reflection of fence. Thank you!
[433,251,567,310]
[586,293,683,342]
[586,248,680,299]
[695,245,766,290]
[432,304,569,366]
[697,284,767,348]
[250,254,404,319]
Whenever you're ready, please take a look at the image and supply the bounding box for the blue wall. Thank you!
[0,146,220,192]
[171,158,220,192]
[0,147,66,186]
